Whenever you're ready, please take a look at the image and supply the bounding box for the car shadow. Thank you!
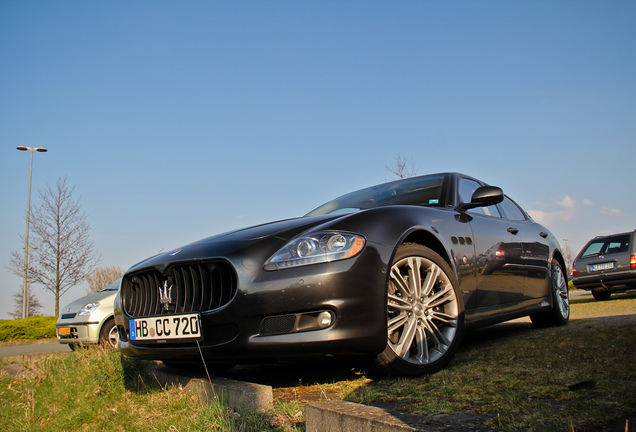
[217,357,365,388]
[462,320,537,349]
[209,321,540,389]
[570,289,636,305]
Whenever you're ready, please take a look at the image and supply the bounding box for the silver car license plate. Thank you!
[129,313,202,341]
[590,262,614,272]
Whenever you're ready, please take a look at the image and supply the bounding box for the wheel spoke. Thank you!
[394,317,418,358]
[423,284,455,309]
[388,312,409,333]
[424,318,451,348]
[422,265,441,297]
[413,326,427,363]
[430,311,455,325]
[388,293,412,311]
[408,257,423,299]
[390,267,412,299]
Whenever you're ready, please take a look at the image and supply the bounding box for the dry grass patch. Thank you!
[343,292,636,431]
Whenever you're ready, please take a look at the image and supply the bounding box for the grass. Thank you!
[344,321,636,431]
[0,347,280,432]
[0,316,56,342]
[1,291,634,431]
[340,290,636,431]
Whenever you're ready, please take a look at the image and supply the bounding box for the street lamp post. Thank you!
[17,145,48,319]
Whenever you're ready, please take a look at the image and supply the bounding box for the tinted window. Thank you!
[498,196,526,221]
[458,178,501,217]
[581,235,630,258]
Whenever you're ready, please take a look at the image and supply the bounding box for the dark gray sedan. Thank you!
[114,172,569,376]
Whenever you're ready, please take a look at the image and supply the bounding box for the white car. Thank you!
[56,278,121,349]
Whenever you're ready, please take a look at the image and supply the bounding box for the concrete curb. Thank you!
[145,364,273,413]
[305,400,507,432]
[306,400,418,432]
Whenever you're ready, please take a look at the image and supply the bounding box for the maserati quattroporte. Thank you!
[114,172,569,376]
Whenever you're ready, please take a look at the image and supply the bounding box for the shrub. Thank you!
[0,316,57,342]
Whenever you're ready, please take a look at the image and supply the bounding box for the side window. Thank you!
[604,235,630,255]
[458,178,501,217]
[499,196,526,221]
[605,241,625,255]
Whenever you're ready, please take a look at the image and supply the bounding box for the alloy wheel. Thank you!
[387,255,459,365]
[553,262,570,320]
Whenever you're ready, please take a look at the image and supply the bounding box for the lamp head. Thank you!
[16,146,48,152]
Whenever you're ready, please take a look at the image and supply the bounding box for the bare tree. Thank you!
[8,177,100,316]
[385,154,419,179]
[86,266,124,294]
[562,240,574,276]
[9,287,43,319]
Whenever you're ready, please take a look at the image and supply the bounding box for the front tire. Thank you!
[530,260,570,328]
[99,318,119,349]
[374,244,465,377]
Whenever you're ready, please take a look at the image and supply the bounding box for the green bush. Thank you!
[0,316,57,342]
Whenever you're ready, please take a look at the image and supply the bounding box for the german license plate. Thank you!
[58,327,71,336]
[129,313,202,342]
[590,262,614,272]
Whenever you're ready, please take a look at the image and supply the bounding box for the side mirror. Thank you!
[457,186,504,212]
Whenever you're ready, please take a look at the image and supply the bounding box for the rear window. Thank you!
[580,235,630,258]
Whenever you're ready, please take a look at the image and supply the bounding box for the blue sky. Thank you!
[1,1,634,319]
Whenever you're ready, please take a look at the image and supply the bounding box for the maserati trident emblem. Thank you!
[159,281,173,311]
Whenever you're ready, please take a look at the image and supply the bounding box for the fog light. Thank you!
[317,311,333,328]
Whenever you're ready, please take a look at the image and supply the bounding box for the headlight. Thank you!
[78,302,100,316]
[265,232,365,270]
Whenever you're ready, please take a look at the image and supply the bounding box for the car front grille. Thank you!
[121,260,237,318]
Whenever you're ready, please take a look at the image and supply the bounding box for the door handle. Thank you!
[539,232,548,238]
[507,227,519,235]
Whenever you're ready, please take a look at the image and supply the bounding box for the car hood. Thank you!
[197,214,340,243]
[127,213,347,271]
[59,290,119,315]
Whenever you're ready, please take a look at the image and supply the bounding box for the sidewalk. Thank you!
[0,338,71,363]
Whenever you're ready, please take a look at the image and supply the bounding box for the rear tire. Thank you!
[530,260,570,328]
[373,244,465,377]
[592,289,611,301]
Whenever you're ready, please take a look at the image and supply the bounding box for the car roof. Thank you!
[589,230,636,240]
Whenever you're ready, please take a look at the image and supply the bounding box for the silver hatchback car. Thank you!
[572,231,636,300]
[56,278,121,349]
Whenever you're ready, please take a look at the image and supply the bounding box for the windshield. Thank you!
[101,278,122,292]
[306,174,448,217]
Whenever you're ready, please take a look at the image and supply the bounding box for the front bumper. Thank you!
[115,242,392,363]
[56,321,101,345]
